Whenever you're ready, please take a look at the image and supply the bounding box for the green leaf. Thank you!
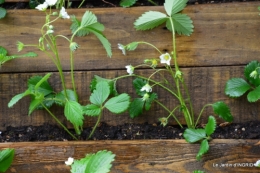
[0,0,5,5]
[193,171,205,173]
[28,75,53,96]
[8,90,31,108]
[71,150,115,173]
[82,104,101,116]
[86,27,112,58]
[133,78,147,96]
[81,11,98,28]
[55,89,77,106]
[205,116,216,136]
[0,7,6,19]
[212,101,233,122]
[70,15,85,36]
[134,11,168,30]
[247,85,260,102]
[0,46,7,56]
[34,73,52,91]
[144,93,157,111]
[90,75,118,96]
[120,0,137,7]
[90,81,110,106]
[104,93,130,114]
[225,78,251,97]
[0,51,37,66]
[29,97,44,115]
[244,60,260,87]
[166,14,194,36]
[129,98,145,118]
[183,128,206,143]
[0,148,15,172]
[126,42,139,51]
[196,139,209,161]
[64,100,84,135]
[84,150,115,173]
[164,0,188,16]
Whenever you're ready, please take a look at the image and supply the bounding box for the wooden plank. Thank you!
[1,65,259,130]
[0,2,259,73]
[0,139,260,172]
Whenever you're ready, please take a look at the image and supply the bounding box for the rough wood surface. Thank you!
[0,139,260,173]
[0,2,259,73]
[1,65,260,130]
[0,2,260,130]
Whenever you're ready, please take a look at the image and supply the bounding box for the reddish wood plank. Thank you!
[0,2,259,73]
[1,139,260,173]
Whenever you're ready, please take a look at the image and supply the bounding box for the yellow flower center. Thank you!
[164,55,170,60]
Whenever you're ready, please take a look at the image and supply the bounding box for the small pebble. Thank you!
[179,133,183,136]
[235,129,237,132]
[242,127,245,131]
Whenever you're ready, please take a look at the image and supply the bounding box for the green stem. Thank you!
[195,104,212,127]
[70,50,77,101]
[88,113,102,139]
[137,41,162,54]
[78,0,85,8]
[147,0,158,5]
[154,100,183,128]
[113,74,180,100]
[42,104,78,140]
[169,17,193,128]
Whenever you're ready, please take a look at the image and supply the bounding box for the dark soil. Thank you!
[2,0,260,9]
[1,121,260,142]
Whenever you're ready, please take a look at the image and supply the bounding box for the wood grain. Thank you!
[1,139,260,173]
[0,2,259,73]
[1,65,260,130]
[1,2,260,130]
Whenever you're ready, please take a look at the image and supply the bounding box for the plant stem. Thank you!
[42,104,78,140]
[147,0,158,6]
[195,104,212,127]
[169,17,193,128]
[70,50,77,101]
[88,113,102,139]
[154,100,183,128]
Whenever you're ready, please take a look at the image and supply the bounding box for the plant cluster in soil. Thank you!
[1,0,260,142]
[1,120,260,142]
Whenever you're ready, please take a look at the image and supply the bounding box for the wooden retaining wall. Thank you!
[0,2,260,130]
[0,139,260,173]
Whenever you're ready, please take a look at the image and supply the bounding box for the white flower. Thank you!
[254,160,260,167]
[125,65,134,75]
[141,84,152,93]
[65,157,74,166]
[45,0,57,6]
[118,43,126,55]
[159,53,171,65]
[142,93,150,101]
[35,2,48,11]
[60,7,70,19]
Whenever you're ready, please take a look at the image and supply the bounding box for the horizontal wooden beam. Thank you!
[0,2,259,73]
[1,65,259,130]
[1,139,260,173]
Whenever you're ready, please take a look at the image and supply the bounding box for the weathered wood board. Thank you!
[1,66,260,130]
[0,139,260,173]
[0,2,260,130]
